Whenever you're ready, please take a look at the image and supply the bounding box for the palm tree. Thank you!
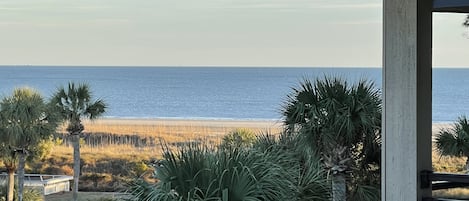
[0,104,13,201]
[436,116,469,172]
[0,144,17,201]
[282,77,382,201]
[51,82,106,201]
[0,87,59,201]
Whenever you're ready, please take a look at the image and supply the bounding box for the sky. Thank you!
[0,0,468,67]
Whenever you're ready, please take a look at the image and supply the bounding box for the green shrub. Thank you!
[128,140,330,201]
[0,182,44,201]
[28,139,54,162]
[221,128,256,149]
[254,132,331,200]
[22,188,43,201]
[132,161,150,177]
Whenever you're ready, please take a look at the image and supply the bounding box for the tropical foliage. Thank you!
[282,77,382,200]
[128,76,382,201]
[220,128,256,149]
[0,88,59,201]
[51,82,106,201]
[0,145,18,201]
[436,116,469,172]
[128,131,330,201]
[0,181,44,201]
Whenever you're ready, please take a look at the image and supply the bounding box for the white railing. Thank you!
[0,173,73,195]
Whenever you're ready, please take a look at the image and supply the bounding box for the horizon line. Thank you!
[0,65,467,69]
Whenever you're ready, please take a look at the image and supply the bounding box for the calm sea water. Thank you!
[0,66,465,122]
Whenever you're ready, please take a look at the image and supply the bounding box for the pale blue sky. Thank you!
[0,0,468,67]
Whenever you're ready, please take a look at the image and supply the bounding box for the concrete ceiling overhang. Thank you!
[433,0,469,13]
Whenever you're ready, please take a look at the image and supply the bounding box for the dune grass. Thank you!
[57,120,281,145]
[42,121,469,199]
[34,120,283,194]
[53,121,281,161]
[431,148,469,199]
[50,145,160,162]
[433,188,469,200]
[432,149,467,173]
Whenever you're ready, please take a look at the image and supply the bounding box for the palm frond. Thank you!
[51,82,106,123]
[86,99,107,120]
[436,129,465,157]
[349,184,380,201]
[436,116,469,158]
[295,156,330,201]
[0,88,57,148]
[280,76,382,199]
[128,179,177,201]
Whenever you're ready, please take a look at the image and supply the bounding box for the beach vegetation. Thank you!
[254,131,331,200]
[0,147,18,201]
[0,88,60,201]
[11,117,464,200]
[436,116,469,172]
[128,131,330,201]
[0,181,44,201]
[51,82,107,201]
[282,77,381,201]
[220,128,256,149]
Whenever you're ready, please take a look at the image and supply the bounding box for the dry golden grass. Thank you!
[57,119,282,144]
[431,145,468,199]
[50,120,469,199]
[432,149,467,173]
[53,120,466,171]
[43,119,283,193]
[433,188,469,199]
[50,144,160,161]
[53,119,282,161]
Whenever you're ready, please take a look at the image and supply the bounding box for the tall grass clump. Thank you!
[254,132,330,200]
[128,132,330,201]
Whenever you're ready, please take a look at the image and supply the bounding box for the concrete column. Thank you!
[383,0,432,200]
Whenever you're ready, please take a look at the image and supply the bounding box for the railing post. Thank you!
[421,198,435,201]
[420,170,433,189]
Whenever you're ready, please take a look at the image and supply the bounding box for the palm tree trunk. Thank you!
[17,153,26,201]
[332,174,346,201]
[72,134,81,201]
[7,168,15,201]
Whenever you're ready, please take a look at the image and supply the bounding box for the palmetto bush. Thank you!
[436,116,469,172]
[220,128,256,150]
[282,77,382,201]
[254,132,330,201]
[128,135,330,201]
[0,183,43,201]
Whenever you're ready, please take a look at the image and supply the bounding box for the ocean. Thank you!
[0,66,465,123]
